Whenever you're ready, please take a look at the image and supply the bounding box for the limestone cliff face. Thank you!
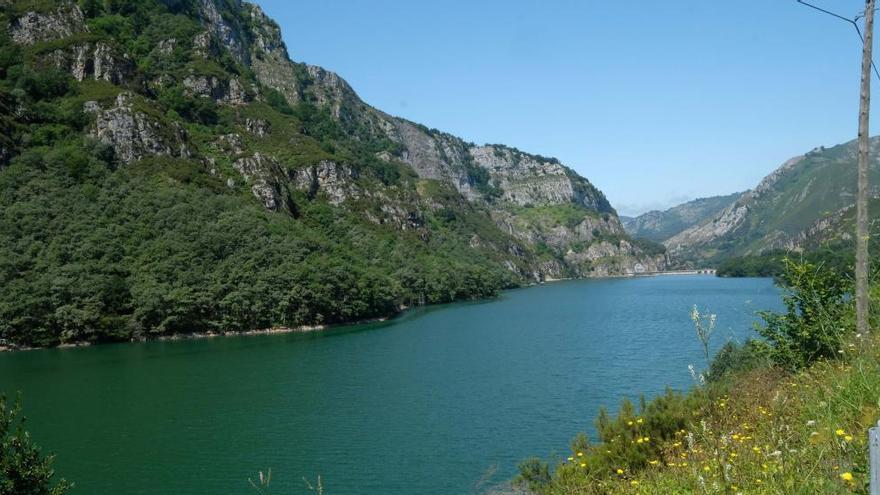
[48,41,134,85]
[469,145,612,211]
[9,2,85,45]
[204,0,663,278]
[182,75,253,106]
[85,93,190,164]
[494,207,667,278]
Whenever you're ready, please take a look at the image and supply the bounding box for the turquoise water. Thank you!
[0,275,781,494]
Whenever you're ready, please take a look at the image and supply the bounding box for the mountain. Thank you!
[621,193,742,242]
[0,0,664,347]
[664,137,880,264]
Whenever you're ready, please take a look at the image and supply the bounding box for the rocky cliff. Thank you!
[207,1,663,277]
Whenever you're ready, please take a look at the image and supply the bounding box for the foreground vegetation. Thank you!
[715,240,874,278]
[0,395,69,495]
[517,259,879,494]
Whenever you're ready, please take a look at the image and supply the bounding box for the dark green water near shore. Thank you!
[0,275,781,494]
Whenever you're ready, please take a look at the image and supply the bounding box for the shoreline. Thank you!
[0,315,396,353]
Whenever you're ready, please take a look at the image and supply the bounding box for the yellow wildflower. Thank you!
[616,468,624,475]
[576,452,584,457]
[580,462,586,468]
[840,472,854,482]
[844,435,853,442]
[835,429,846,437]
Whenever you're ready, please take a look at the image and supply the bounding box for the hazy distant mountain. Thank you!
[621,194,742,242]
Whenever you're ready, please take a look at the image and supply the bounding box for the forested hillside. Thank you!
[0,0,664,347]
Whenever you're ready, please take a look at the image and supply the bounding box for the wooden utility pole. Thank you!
[857,0,875,336]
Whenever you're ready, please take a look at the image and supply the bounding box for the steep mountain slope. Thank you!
[665,138,880,264]
[0,0,663,347]
[794,196,880,250]
[621,193,741,242]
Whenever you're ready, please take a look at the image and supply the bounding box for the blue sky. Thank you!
[254,0,878,216]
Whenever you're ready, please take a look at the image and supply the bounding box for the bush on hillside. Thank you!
[756,258,853,370]
[707,339,771,382]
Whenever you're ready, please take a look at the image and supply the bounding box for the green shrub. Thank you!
[515,458,551,492]
[756,258,853,370]
[0,395,70,495]
[264,87,293,115]
[707,339,771,381]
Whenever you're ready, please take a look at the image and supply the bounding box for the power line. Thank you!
[796,0,880,81]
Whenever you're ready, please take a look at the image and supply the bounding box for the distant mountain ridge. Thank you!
[621,193,742,242]
[663,138,880,264]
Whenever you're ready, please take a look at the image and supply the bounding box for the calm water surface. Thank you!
[0,275,781,494]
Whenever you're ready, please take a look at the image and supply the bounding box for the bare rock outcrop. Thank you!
[291,160,359,205]
[244,118,270,137]
[10,3,86,45]
[49,42,134,84]
[196,0,247,63]
[470,145,610,211]
[182,75,251,106]
[86,93,189,164]
[233,153,292,212]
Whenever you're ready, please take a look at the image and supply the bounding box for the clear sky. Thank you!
[254,0,879,216]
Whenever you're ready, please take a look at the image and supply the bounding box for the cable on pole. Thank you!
[796,0,880,81]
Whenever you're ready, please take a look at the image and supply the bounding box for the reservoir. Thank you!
[0,275,782,494]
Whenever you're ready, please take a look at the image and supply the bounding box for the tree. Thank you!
[0,395,70,495]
